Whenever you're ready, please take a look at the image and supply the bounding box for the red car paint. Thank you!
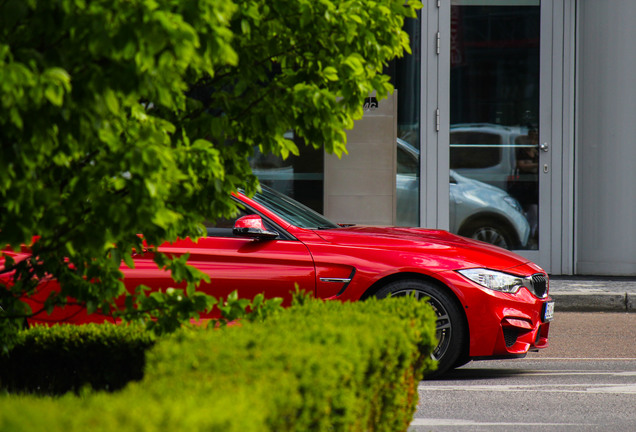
[2,186,552,373]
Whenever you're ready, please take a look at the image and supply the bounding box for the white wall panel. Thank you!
[576,0,636,274]
[324,93,397,225]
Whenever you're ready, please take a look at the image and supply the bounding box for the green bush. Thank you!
[0,297,436,432]
[0,323,155,394]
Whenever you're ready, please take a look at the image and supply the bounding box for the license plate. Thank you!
[542,300,555,322]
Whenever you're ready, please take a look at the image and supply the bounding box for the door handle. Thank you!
[539,142,549,152]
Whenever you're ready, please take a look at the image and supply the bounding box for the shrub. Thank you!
[0,323,154,394]
[0,296,436,432]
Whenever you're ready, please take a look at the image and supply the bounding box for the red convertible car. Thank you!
[6,186,553,375]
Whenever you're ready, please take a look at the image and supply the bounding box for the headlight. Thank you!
[458,268,524,294]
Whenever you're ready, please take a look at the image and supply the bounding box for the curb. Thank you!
[548,278,636,313]
[551,292,634,313]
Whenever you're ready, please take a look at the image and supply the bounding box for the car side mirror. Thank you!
[233,215,279,240]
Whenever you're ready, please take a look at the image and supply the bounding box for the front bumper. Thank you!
[439,264,552,359]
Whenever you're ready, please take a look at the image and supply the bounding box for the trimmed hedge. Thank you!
[0,323,155,394]
[0,297,436,432]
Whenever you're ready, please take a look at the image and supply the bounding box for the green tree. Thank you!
[0,0,421,342]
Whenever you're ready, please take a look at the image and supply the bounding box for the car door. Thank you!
[122,210,316,314]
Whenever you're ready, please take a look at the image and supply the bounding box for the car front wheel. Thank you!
[460,220,515,249]
[375,279,467,377]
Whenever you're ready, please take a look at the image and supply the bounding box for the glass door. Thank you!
[447,0,547,255]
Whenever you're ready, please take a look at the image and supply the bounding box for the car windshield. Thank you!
[248,185,341,230]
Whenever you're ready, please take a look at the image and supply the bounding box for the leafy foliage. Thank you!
[1,296,437,431]
[0,322,155,394]
[0,290,283,394]
[0,0,421,342]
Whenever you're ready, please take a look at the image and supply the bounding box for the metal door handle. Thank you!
[539,142,549,152]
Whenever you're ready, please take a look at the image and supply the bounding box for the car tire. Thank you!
[452,354,471,369]
[460,220,515,249]
[374,279,467,377]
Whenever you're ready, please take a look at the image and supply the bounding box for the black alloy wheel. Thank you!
[375,279,467,377]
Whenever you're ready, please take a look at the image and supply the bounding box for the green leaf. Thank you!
[122,251,135,269]
[103,89,120,114]
[323,66,339,81]
[241,19,250,34]
[44,84,65,106]
[0,0,419,336]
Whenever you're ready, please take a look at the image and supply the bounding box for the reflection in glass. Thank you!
[249,132,324,214]
[391,12,421,227]
[451,169,530,249]
[450,1,540,249]
[396,138,419,226]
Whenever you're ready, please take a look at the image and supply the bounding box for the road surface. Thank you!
[410,312,636,431]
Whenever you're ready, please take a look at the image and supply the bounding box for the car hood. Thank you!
[312,225,531,272]
[452,170,507,195]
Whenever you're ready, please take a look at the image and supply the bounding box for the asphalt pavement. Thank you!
[549,276,636,312]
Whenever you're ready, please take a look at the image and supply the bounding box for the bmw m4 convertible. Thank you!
[16,185,554,375]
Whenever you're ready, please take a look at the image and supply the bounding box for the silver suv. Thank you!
[397,138,530,249]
